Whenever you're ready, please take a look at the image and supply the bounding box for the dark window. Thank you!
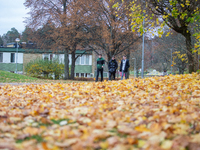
[0,53,3,62]
[44,57,48,61]
[76,73,79,77]
[11,53,15,63]
[44,54,49,61]
[81,73,84,77]
[85,73,90,77]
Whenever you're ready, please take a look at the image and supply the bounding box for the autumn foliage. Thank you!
[25,59,64,79]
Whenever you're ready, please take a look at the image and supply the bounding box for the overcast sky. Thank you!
[0,0,29,36]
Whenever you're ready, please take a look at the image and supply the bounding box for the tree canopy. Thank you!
[114,0,200,73]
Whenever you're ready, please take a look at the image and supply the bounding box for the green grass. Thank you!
[0,70,83,83]
[0,70,41,83]
[16,135,44,143]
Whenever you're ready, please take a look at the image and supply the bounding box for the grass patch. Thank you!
[16,135,44,143]
[108,128,128,138]
[34,119,76,127]
[0,70,88,83]
[0,70,41,83]
[51,119,76,125]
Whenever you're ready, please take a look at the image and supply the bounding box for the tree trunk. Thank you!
[107,49,115,62]
[71,50,76,80]
[184,32,196,73]
[136,68,139,78]
[64,48,69,80]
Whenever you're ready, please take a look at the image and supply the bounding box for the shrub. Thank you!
[25,58,64,79]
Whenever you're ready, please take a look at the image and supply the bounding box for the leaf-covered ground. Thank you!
[0,74,200,150]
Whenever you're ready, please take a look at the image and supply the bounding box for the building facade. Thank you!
[0,48,23,73]
[0,48,94,77]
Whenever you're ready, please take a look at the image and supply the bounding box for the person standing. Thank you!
[96,54,105,82]
[108,56,118,80]
[120,55,130,80]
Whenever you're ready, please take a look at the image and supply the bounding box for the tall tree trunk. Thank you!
[71,50,76,80]
[136,68,139,78]
[64,48,69,80]
[184,31,196,73]
[107,53,112,62]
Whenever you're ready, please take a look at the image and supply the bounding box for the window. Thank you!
[69,55,71,65]
[76,73,79,77]
[75,56,80,65]
[76,55,91,65]
[11,53,15,63]
[54,54,59,61]
[86,55,89,65]
[44,54,49,61]
[0,53,3,62]
[85,73,90,77]
[81,73,84,77]
[81,55,85,65]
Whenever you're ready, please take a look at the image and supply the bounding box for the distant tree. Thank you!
[4,27,20,43]
[153,30,188,74]
[81,0,141,62]
[24,0,92,80]
[24,0,78,80]
[21,27,34,43]
[33,22,56,49]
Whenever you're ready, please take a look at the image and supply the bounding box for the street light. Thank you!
[198,51,199,70]
[15,38,20,73]
[132,58,136,78]
[141,1,145,78]
[170,49,172,74]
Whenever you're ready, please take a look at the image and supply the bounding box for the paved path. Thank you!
[0,83,39,86]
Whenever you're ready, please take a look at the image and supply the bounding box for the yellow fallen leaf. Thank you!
[161,140,173,149]
[55,138,79,147]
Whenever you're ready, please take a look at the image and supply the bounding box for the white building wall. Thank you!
[2,53,23,63]
[69,54,72,65]
[42,53,92,66]
[89,55,92,65]
[3,53,10,63]
[17,53,23,63]
[59,54,64,64]
[51,54,72,65]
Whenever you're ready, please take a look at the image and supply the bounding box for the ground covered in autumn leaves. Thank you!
[0,74,200,150]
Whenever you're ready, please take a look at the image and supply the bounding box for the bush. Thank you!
[25,58,64,79]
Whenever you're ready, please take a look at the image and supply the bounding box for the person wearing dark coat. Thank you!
[120,55,130,80]
[108,56,118,80]
[96,54,105,82]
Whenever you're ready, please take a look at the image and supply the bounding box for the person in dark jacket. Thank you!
[108,56,118,80]
[96,54,105,82]
[120,55,130,80]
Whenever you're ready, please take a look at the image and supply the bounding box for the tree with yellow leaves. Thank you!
[114,0,200,73]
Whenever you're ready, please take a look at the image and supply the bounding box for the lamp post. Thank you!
[198,51,199,70]
[132,58,136,78]
[170,49,172,74]
[15,38,20,73]
[141,1,145,78]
